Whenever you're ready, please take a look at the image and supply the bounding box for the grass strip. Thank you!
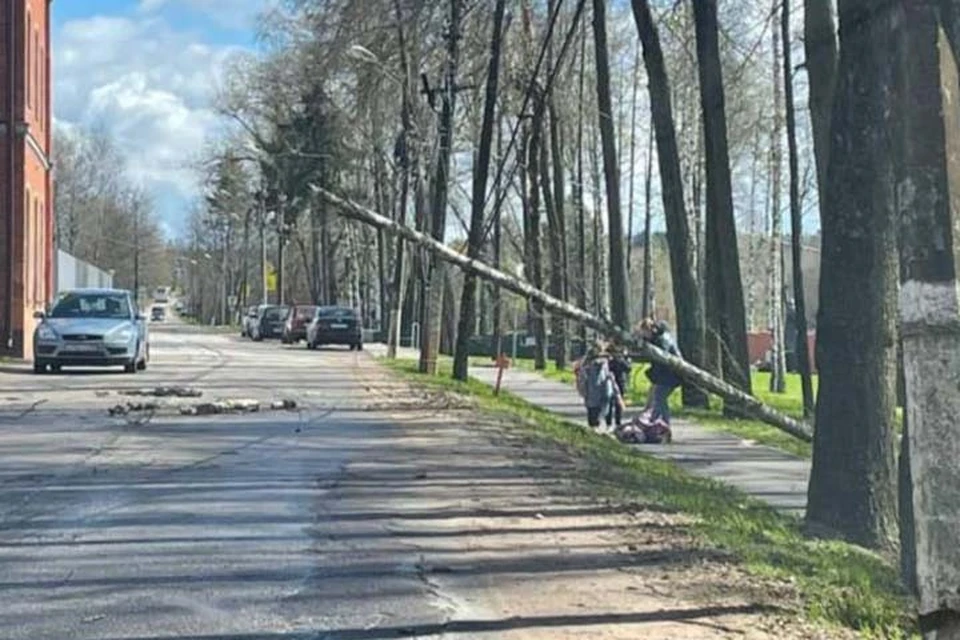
[381,357,914,638]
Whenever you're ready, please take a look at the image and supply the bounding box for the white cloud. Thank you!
[138,0,268,30]
[54,14,246,232]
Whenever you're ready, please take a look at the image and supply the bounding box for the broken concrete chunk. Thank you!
[119,386,203,398]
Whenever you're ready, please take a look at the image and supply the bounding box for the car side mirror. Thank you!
[33,310,45,319]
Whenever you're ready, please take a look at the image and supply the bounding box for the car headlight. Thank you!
[107,326,135,343]
[36,324,58,341]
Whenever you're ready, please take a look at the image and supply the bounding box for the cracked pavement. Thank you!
[0,321,827,639]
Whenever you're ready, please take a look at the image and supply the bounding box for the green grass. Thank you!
[510,356,815,458]
[381,357,914,637]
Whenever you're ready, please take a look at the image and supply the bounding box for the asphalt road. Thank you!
[0,320,805,640]
[0,321,505,640]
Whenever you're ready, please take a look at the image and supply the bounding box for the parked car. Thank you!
[150,305,166,322]
[250,305,289,341]
[282,305,318,344]
[241,305,260,337]
[32,288,149,374]
[306,306,363,350]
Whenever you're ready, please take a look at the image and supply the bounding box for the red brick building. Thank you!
[1,0,53,358]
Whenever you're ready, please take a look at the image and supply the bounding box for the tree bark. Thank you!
[525,121,547,370]
[641,123,654,319]
[452,0,506,381]
[575,19,589,350]
[315,185,813,442]
[783,0,815,417]
[419,0,461,375]
[692,0,753,405]
[769,1,787,393]
[631,0,707,407]
[895,1,960,625]
[805,0,899,551]
[803,0,838,208]
[592,0,631,328]
[542,113,568,370]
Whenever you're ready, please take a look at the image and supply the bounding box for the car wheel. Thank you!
[124,361,137,374]
[356,343,363,351]
[33,362,46,374]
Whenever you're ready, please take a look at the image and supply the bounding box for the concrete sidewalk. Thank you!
[367,344,810,516]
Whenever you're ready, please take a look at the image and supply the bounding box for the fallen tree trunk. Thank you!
[312,186,813,442]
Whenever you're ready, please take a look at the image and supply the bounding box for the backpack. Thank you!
[584,358,613,407]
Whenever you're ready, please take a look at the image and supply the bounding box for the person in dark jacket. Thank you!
[638,318,682,424]
[607,342,631,427]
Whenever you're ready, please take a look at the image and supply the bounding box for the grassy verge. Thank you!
[510,357,815,458]
[381,357,914,638]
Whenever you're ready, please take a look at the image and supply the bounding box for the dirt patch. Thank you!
[357,357,858,639]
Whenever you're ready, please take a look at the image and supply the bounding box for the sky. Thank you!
[52,0,268,239]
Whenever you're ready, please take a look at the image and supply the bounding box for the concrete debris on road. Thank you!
[118,386,203,398]
[108,398,298,418]
[108,402,159,416]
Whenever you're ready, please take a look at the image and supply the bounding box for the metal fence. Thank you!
[54,249,113,295]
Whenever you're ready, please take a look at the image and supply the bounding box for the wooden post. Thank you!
[494,352,511,396]
[896,5,960,636]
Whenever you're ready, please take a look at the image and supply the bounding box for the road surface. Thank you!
[0,320,818,639]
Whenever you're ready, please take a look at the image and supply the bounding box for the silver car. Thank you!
[33,288,150,374]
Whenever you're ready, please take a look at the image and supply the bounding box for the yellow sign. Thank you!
[265,262,277,292]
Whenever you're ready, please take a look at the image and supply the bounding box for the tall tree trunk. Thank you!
[525,122,547,370]
[783,0,814,417]
[769,1,787,393]
[627,42,641,274]
[641,123,654,319]
[631,0,708,407]
[575,18,589,351]
[803,0,838,208]
[805,0,899,551]
[692,0,752,405]
[492,112,504,356]
[453,0,506,381]
[419,0,461,375]
[896,3,960,623]
[318,185,813,442]
[592,0,631,328]
[541,116,566,369]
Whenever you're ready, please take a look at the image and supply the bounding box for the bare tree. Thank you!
[783,0,814,417]
[419,0,462,375]
[692,0,752,402]
[452,0,507,381]
[805,0,899,551]
[631,0,707,407]
[768,0,786,393]
[592,0,631,328]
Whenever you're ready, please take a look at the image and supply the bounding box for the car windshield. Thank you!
[264,308,283,321]
[295,306,317,320]
[49,292,132,319]
[317,307,356,319]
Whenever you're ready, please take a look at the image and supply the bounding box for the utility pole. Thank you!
[418,0,463,375]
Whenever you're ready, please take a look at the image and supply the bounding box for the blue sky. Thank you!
[52,0,267,237]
